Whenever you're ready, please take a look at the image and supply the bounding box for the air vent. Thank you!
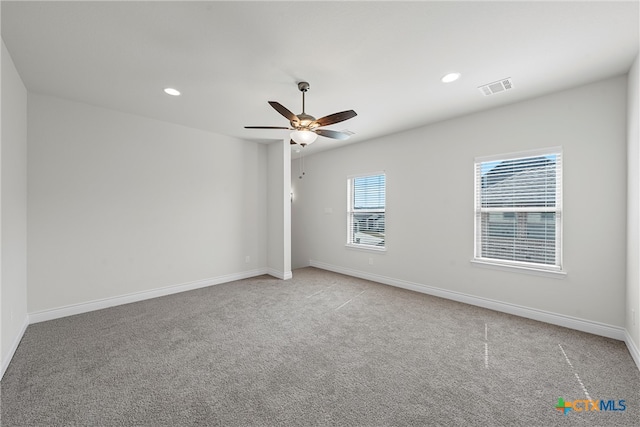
[478,78,513,96]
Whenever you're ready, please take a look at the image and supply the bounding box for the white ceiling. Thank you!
[2,1,639,158]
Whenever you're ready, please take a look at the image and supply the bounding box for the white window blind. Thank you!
[347,173,386,249]
[474,149,562,270]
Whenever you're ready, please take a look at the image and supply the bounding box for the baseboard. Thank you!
[1,316,29,381]
[625,330,640,371]
[267,268,293,280]
[29,268,269,324]
[309,260,626,341]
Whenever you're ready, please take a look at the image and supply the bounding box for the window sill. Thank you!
[470,259,567,279]
[346,243,387,253]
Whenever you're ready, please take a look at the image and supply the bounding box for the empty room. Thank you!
[1,1,639,426]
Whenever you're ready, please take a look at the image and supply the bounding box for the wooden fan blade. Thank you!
[313,110,357,127]
[315,129,351,140]
[244,126,292,129]
[268,101,299,123]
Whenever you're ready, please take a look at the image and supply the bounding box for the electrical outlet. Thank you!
[245,256,250,263]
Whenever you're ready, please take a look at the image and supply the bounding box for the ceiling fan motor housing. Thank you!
[295,113,317,129]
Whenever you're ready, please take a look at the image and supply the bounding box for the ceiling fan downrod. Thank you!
[298,81,310,115]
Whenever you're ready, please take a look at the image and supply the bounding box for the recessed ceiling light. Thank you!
[441,73,461,83]
[164,88,181,96]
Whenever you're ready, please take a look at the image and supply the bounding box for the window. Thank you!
[347,173,386,249]
[474,148,562,271]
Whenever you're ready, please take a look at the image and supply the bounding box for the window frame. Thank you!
[346,172,387,252]
[472,147,564,276]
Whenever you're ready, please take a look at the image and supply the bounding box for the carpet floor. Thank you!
[1,267,639,426]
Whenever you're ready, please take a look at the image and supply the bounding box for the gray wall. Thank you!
[292,76,628,328]
[27,94,268,314]
[627,54,640,353]
[1,41,28,373]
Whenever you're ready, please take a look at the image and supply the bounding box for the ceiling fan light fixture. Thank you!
[290,130,318,146]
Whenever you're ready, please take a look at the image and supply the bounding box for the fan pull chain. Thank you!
[299,149,305,179]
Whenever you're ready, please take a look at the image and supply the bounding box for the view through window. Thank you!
[347,173,386,249]
[474,149,562,270]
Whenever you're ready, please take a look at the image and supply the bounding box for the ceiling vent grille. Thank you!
[478,78,513,96]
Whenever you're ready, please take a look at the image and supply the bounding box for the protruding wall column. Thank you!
[267,139,292,279]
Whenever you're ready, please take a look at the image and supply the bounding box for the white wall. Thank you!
[292,76,628,329]
[1,41,28,376]
[291,157,310,270]
[267,139,291,279]
[1,10,4,375]
[27,94,268,314]
[627,54,640,363]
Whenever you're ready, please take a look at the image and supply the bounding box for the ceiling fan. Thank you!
[245,81,357,146]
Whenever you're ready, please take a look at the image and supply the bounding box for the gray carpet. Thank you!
[1,267,639,426]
